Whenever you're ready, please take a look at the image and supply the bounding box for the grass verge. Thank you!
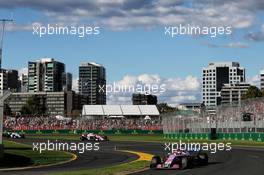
[2,140,73,167]
[49,160,149,175]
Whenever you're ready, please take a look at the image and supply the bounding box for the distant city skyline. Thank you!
[13,58,263,106]
[0,0,264,105]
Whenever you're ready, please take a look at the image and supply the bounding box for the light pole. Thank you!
[0,90,11,159]
[0,18,13,159]
[90,65,93,104]
[0,19,13,69]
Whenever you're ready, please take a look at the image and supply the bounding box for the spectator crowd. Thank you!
[3,116,162,131]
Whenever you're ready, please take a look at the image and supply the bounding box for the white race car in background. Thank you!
[80,133,108,141]
[3,132,25,139]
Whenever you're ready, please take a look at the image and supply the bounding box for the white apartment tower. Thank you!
[202,62,245,108]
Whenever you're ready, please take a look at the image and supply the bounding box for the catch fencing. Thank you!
[163,97,264,141]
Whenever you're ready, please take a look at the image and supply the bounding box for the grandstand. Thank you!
[3,105,161,131]
[81,105,160,119]
[3,116,162,131]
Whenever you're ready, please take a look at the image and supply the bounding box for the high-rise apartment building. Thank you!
[6,91,87,116]
[132,93,157,105]
[79,62,106,104]
[21,74,28,92]
[261,70,264,91]
[202,62,245,109]
[6,69,19,92]
[28,58,65,92]
[0,69,19,93]
[63,72,72,91]
[221,83,250,105]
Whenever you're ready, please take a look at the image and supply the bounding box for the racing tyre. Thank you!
[179,157,188,170]
[150,156,162,169]
[103,136,108,141]
[197,153,208,165]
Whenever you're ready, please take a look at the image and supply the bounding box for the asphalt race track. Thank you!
[0,139,139,175]
[1,138,264,175]
[133,146,264,175]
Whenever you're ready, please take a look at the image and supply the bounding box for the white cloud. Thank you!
[246,24,264,41]
[18,67,27,77]
[1,0,261,31]
[72,77,78,92]
[5,23,36,32]
[203,41,249,48]
[106,74,201,106]
[3,0,264,44]
[225,42,249,48]
[247,75,260,87]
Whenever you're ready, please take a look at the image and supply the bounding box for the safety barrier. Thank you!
[164,133,210,140]
[163,133,264,142]
[6,129,264,142]
[217,133,264,142]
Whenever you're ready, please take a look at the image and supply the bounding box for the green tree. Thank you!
[157,103,177,114]
[20,105,31,115]
[242,86,263,99]
[20,95,46,115]
[4,103,12,115]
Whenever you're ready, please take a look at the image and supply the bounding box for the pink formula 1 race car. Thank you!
[80,133,109,141]
[150,149,208,170]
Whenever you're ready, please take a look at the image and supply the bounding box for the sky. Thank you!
[0,0,264,105]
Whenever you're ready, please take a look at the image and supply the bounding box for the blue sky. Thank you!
[0,0,264,104]
[3,27,263,81]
